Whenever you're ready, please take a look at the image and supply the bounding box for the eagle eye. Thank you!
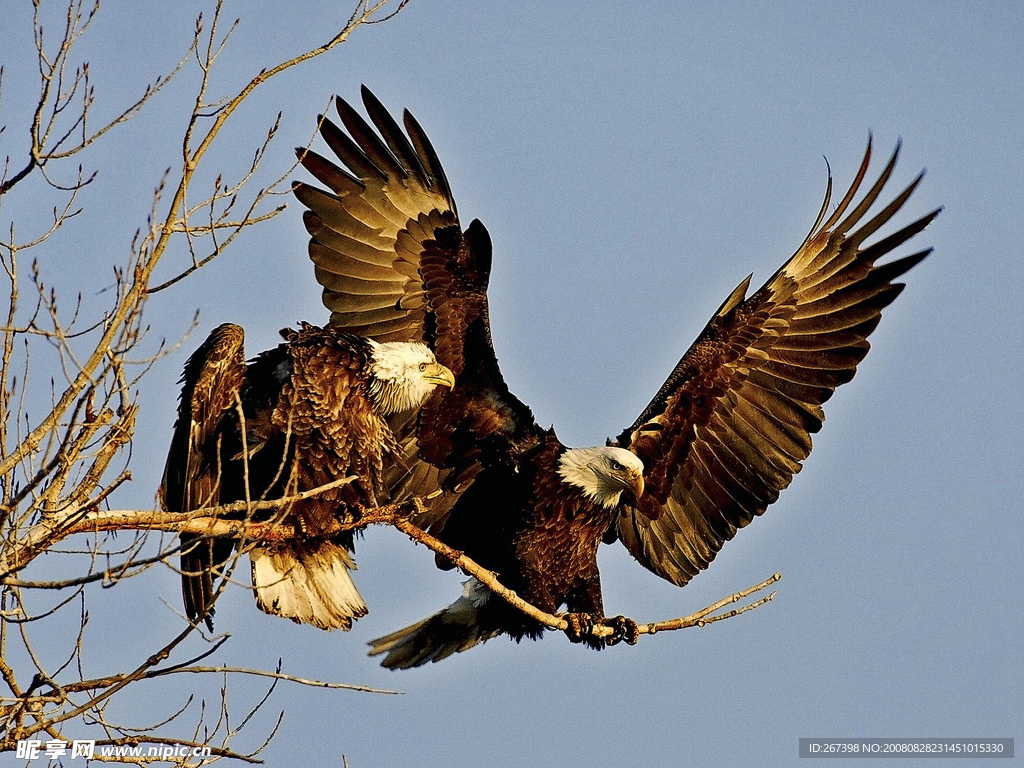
[418,362,427,372]
[610,459,623,471]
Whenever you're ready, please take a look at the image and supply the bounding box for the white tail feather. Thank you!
[251,541,367,630]
[368,578,499,668]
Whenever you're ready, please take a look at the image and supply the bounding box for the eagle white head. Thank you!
[366,340,455,415]
[558,446,646,510]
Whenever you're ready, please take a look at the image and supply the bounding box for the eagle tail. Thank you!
[250,540,367,630]
[367,578,501,669]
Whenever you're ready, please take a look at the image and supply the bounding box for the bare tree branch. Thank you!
[8,488,780,646]
[384,502,780,642]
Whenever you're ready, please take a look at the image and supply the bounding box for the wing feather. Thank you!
[360,87,430,180]
[614,139,939,586]
[159,324,247,629]
[293,88,543,523]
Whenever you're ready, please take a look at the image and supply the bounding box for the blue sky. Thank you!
[3,1,1021,766]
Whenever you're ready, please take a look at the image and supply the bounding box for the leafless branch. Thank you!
[9,489,780,646]
[154,664,401,696]
[384,502,780,642]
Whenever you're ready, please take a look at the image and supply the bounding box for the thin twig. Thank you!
[153,666,401,695]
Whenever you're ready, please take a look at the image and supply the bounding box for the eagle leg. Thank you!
[562,612,595,644]
[604,614,640,647]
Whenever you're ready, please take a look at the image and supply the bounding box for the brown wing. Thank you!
[613,139,940,586]
[160,323,247,629]
[293,87,543,525]
[292,86,456,343]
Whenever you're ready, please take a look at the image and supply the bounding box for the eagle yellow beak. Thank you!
[621,470,645,506]
[630,472,645,503]
[423,362,456,390]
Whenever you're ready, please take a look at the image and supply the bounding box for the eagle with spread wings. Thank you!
[289,87,938,668]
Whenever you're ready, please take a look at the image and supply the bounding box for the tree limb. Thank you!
[7,490,780,645]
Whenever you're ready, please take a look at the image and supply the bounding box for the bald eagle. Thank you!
[160,322,454,630]
[292,87,939,667]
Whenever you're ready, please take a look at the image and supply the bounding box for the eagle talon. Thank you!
[563,612,595,644]
[605,615,640,647]
[397,498,420,519]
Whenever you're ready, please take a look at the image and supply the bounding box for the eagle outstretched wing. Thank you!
[611,139,941,586]
[293,87,543,524]
[159,323,247,629]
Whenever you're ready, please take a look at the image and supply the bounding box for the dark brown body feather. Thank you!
[161,324,390,630]
[437,432,613,644]
[294,89,939,666]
